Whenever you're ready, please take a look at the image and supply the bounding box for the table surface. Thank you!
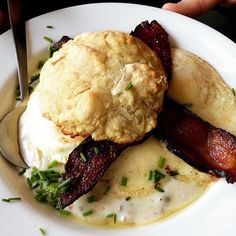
[1,0,236,43]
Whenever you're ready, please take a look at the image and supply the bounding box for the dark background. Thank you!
[1,0,236,43]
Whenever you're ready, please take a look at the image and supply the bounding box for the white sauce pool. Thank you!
[19,91,214,226]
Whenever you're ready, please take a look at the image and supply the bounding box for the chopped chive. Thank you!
[80,152,87,162]
[106,213,117,223]
[82,210,93,217]
[169,170,179,176]
[104,185,111,195]
[93,147,100,155]
[37,60,45,70]
[39,227,46,235]
[31,182,40,189]
[18,168,26,175]
[125,82,133,91]
[28,85,34,94]
[46,25,53,29]
[38,171,47,180]
[125,196,131,201]
[87,195,96,203]
[43,36,53,43]
[2,197,21,202]
[27,167,65,208]
[48,160,58,169]
[48,45,53,58]
[58,178,73,190]
[58,209,71,216]
[113,213,117,224]
[232,88,236,96]
[26,177,32,189]
[154,170,166,181]
[29,74,40,84]
[120,176,128,187]
[106,213,114,218]
[148,170,153,181]
[158,156,166,168]
[16,85,20,97]
[155,186,165,192]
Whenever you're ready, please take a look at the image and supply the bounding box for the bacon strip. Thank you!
[154,98,236,183]
[51,35,71,53]
[131,20,172,79]
[132,20,236,183]
[58,137,127,208]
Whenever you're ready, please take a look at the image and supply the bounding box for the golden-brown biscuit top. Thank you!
[38,31,167,143]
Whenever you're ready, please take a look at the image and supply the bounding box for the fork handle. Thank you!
[7,0,29,102]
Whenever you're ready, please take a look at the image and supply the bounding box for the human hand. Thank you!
[162,0,236,17]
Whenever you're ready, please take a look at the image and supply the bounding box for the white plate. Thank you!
[0,3,236,236]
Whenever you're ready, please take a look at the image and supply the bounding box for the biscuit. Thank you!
[38,32,167,143]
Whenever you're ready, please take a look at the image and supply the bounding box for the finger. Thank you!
[162,0,222,17]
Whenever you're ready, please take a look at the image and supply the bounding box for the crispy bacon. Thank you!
[58,137,127,208]
[131,20,172,79]
[51,35,71,53]
[132,20,236,183]
[155,98,236,183]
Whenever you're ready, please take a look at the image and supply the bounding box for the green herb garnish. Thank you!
[58,178,73,190]
[113,213,117,224]
[2,197,21,202]
[46,25,53,29]
[125,82,133,91]
[82,210,93,217]
[15,73,38,100]
[29,74,40,84]
[87,195,96,203]
[15,86,20,100]
[120,176,128,187]
[93,146,100,155]
[232,88,236,96]
[125,196,131,201]
[79,152,87,162]
[149,169,165,182]
[169,170,179,176]
[43,36,53,43]
[158,156,166,168]
[48,44,54,58]
[155,186,165,193]
[39,227,46,235]
[153,170,166,182]
[104,185,111,195]
[27,167,67,208]
[28,85,34,94]
[48,160,58,169]
[106,213,114,218]
[58,209,71,216]
[106,213,117,223]
[37,60,45,70]
[148,170,153,181]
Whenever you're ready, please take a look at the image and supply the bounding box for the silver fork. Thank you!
[0,0,29,168]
